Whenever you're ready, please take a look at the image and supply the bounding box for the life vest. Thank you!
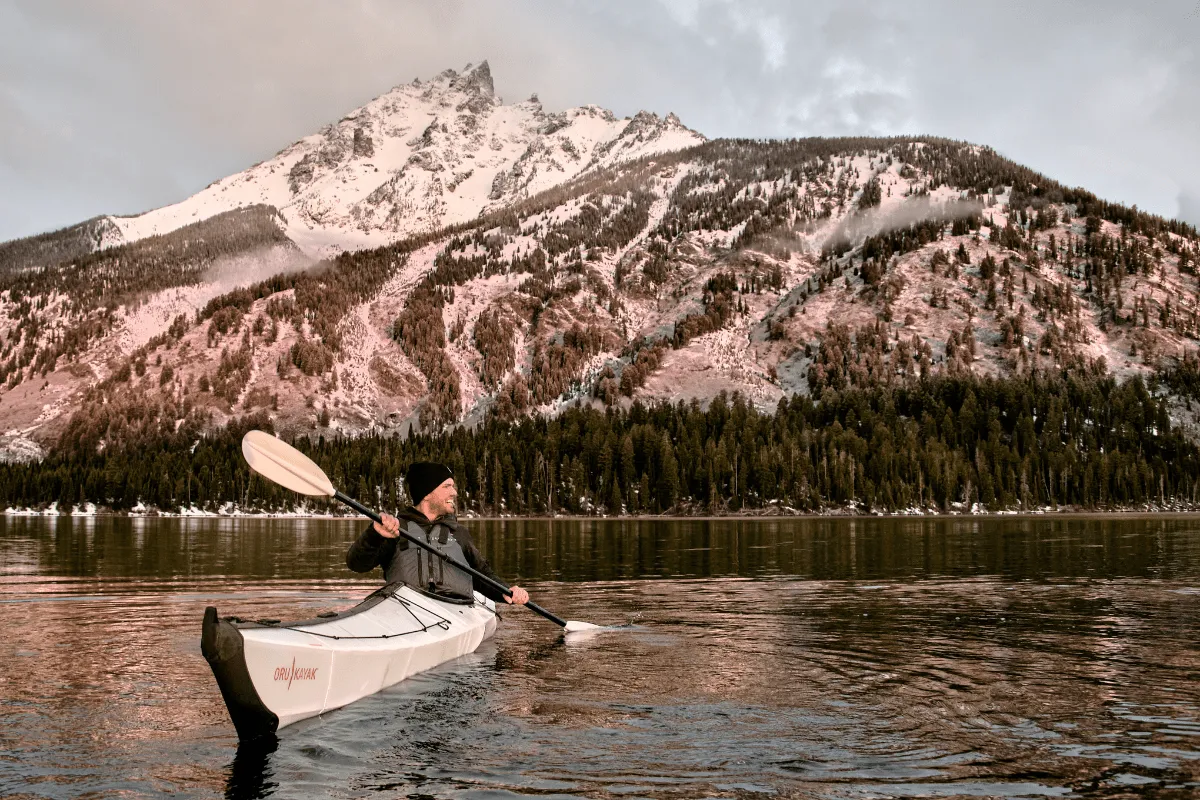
[387,519,474,600]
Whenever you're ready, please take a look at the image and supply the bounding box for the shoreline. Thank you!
[7,504,1200,522]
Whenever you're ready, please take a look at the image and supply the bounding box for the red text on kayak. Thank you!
[274,657,318,689]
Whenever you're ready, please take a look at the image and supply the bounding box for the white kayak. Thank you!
[202,582,498,740]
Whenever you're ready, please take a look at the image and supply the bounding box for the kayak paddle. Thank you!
[240,430,598,633]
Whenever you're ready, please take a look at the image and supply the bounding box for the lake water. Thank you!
[1,514,1198,799]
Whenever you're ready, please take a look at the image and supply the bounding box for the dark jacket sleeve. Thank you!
[346,523,400,574]
[455,527,507,603]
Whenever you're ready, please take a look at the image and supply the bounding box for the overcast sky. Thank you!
[2,0,1198,242]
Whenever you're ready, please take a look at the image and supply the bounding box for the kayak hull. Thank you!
[202,583,498,740]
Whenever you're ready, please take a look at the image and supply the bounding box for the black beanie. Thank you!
[406,462,454,505]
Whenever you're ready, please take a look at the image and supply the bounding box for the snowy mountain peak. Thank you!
[457,60,495,98]
[102,62,704,257]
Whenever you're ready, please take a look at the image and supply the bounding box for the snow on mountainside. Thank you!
[3,63,1200,468]
[106,61,704,258]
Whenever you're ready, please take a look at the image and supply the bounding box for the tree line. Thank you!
[3,373,1197,515]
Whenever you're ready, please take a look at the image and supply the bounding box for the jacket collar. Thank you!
[397,505,458,527]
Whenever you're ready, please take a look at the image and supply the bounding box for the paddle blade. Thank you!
[241,430,335,497]
[564,620,601,633]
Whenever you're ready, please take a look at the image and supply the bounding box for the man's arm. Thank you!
[457,528,528,604]
[345,521,398,573]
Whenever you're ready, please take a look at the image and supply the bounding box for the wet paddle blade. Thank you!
[241,430,335,497]
[564,620,601,633]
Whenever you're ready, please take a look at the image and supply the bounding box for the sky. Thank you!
[1,0,1198,242]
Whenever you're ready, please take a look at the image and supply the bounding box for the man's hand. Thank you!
[373,513,400,538]
[506,586,529,605]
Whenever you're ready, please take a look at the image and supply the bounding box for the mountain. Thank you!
[102,61,703,258]
[1,63,1199,470]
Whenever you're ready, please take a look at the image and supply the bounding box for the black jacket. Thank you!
[345,506,507,603]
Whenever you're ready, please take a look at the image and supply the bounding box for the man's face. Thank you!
[423,478,457,517]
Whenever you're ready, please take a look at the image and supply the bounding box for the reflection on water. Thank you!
[0,515,1198,798]
[226,737,278,799]
[5,514,1200,583]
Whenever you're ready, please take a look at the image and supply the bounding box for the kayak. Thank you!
[202,582,499,740]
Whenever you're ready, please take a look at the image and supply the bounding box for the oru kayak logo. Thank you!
[274,657,319,689]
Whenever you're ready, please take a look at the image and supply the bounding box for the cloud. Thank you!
[1,0,1198,241]
[1179,192,1200,228]
[824,196,986,251]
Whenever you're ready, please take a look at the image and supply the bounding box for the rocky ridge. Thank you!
[103,61,704,258]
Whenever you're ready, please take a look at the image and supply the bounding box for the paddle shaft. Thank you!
[333,491,567,628]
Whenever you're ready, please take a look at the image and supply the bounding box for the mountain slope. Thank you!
[2,65,1199,469]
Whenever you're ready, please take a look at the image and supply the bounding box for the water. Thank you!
[1,515,1198,799]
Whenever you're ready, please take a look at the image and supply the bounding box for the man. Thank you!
[345,461,530,606]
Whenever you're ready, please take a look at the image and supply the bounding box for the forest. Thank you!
[2,372,1197,516]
